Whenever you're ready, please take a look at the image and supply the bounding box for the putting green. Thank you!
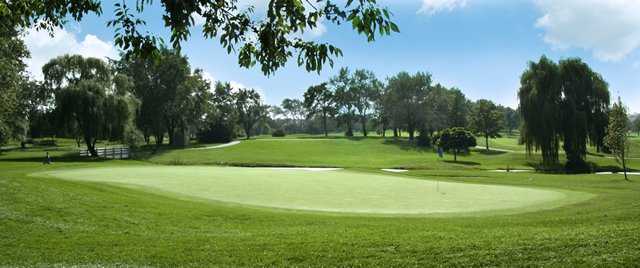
[37,166,589,215]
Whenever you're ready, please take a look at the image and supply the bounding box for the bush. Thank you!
[123,125,145,149]
[416,133,431,147]
[197,122,235,143]
[271,129,286,137]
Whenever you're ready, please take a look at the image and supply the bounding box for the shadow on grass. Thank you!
[381,138,432,152]
[443,160,481,166]
[472,149,507,155]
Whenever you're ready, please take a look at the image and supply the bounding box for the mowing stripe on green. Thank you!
[36,166,590,215]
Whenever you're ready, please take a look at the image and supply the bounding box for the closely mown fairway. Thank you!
[36,166,589,215]
[2,136,640,266]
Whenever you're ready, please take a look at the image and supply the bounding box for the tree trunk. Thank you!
[361,115,367,137]
[454,149,457,162]
[408,125,415,141]
[485,134,489,150]
[322,112,328,137]
[622,151,629,181]
[85,136,98,157]
[382,122,386,137]
[393,128,398,137]
[154,133,164,152]
[245,124,251,140]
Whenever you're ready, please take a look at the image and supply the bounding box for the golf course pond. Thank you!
[34,166,592,216]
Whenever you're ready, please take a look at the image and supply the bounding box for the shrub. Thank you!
[416,133,431,147]
[435,127,477,161]
[272,129,286,137]
[197,122,235,143]
[123,125,145,149]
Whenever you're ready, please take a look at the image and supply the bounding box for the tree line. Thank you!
[275,68,518,149]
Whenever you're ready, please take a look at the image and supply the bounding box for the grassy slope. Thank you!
[1,137,640,266]
[150,137,638,171]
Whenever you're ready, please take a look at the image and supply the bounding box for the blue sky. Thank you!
[24,0,640,112]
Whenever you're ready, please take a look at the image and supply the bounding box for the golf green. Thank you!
[36,166,589,215]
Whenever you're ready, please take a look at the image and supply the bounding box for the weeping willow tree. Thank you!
[519,56,611,170]
[559,59,611,171]
[518,56,562,167]
[45,55,137,156]
[589,73,611,153]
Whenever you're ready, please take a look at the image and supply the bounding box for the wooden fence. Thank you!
[79,147,130,159]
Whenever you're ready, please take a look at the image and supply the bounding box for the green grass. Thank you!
[36,166,589,215]
[150,136,639,171]
[2,137,640,266]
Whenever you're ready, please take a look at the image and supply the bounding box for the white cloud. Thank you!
[192,13,206,27]
[200,69,267,101]
[24,28,118,80]
[229,80,267,101]
[534,0,640,61]
[201,70,216,84]
[306,19,327,38]
[418,0,467,15]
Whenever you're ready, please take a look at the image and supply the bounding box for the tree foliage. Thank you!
[435,127,477,162]
[235,89,267,139]
[502,107,520,135]
[385,71,431,140]
[56,79,135,156]
[604,98,630,181]
[4,0,397,76]
[303,83,335,137]
[331,67,357,136]
[632,116,640,136]
[198,82,237,143]
[0,27,30,145]
[469,99,503,150]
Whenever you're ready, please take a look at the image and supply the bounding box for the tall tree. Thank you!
[469,99,503,150]
[502,107,520,136]
[519,56,563,167]
[281,98,306,132]
[116,48,193,147]
[386,71,431,140]
[0,27,29,146]
[303,83,335,137]
[372,87,391,137]
[559,58,593,170]
[632,116,640,136]
[42,54,113,144]
[604,98,630,181]
[448,89,469,128]
[6,0,397,76]
[423,84,452,134]
[56,78,135,156]
[519,56,610,170]
[588,73,611,153]
[350,69,381,137]
[331,68,357,136]
[235,89,266,139]
[198,82,237,143]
